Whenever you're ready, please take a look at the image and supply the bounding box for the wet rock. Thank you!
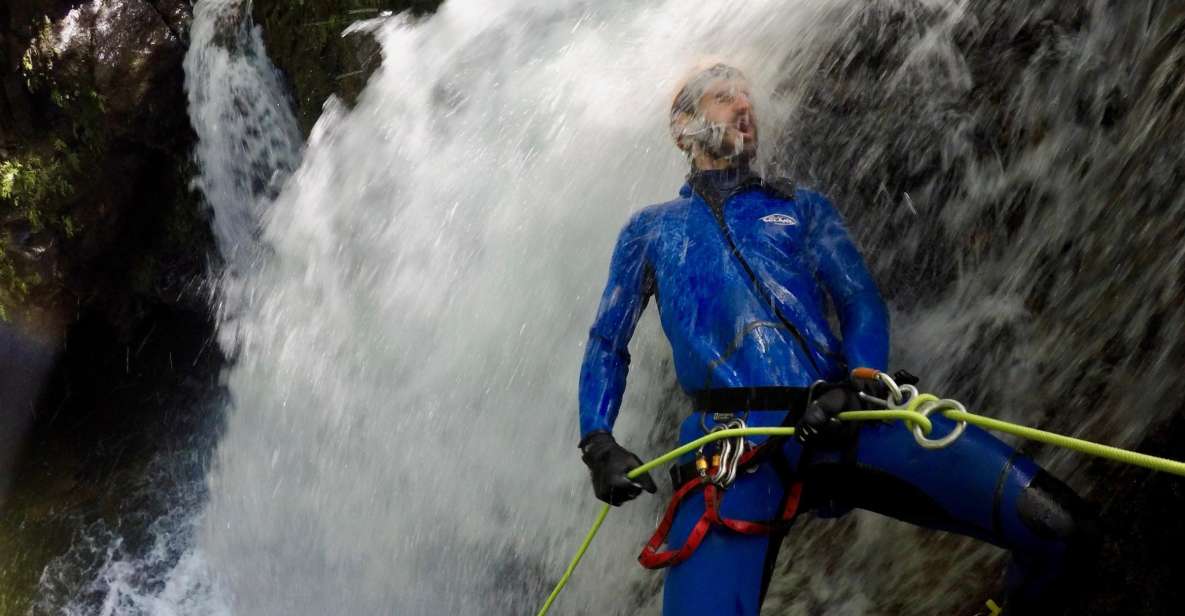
[251,0,442,134]
[33,0,190,143]
[771,1,1185,612]
[1,1,219,606]
[2,0,210,329]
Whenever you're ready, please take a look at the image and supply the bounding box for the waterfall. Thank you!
[35,0,1185,613]
[182,1,871,613]
[180,1,862,613]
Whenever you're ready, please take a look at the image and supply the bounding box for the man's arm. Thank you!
[578,212,655,438]
[577,212,659,506]
[801,191,890,372]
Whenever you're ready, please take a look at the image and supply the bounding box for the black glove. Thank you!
[579,432,657,506]
[795,387,861,447]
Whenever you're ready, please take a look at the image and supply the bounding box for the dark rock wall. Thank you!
[0,0,220,463]
[1,0,208,332]
[1,2,222,611]
[769,1,1185,612]
[251,0,441,134]
[0,324,53,502]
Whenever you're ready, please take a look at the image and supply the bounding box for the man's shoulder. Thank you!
[755,176,830,204]
[760,176,799,202]
[625,195,693,228]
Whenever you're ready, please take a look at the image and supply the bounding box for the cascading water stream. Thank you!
[181,1,875,613]
[33,0,1185,614]
[182,1,874,613]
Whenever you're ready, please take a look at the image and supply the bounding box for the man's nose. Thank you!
[732,93,752,113]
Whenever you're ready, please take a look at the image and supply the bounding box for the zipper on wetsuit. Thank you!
[696,184,828,378]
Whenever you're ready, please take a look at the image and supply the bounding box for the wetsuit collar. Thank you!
[681,165,763,209]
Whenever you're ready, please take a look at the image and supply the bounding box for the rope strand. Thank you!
[538,401,1185,615]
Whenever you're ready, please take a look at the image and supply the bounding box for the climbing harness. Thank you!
[637,452,802,569]
[637,416,806,569]
[536,370,1185,616]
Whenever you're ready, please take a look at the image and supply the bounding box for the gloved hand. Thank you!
[795,386,861,447]
[579,432,657,506]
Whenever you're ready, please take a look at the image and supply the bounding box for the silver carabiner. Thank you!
[710,436,732,485]
[722,435,744,486]
[910,398,968,449]
[712,417,747,487]
[886,384,918,410]
[858,373,910,408]
[877,372,904,406]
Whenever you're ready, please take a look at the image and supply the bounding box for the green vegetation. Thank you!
[0,150,77,321]
[1,150,81,232]
[0,15,108,323]
[0,497,78,615]
[252,0,442,134]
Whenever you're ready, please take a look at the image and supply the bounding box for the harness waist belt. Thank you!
[692,386,811,412]
[668,439,788,488]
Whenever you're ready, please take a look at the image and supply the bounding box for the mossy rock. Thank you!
[251,0,442,135]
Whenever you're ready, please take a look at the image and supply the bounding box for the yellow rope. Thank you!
[537,399,1185,615]
[535,504,611,616]
[536,425,799,616]
[894,394,1185,477]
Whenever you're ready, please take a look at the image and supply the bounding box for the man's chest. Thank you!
[650,195,813,278]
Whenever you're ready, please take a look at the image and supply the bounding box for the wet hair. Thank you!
[669,63,747,147]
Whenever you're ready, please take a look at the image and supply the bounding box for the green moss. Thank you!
[163,163,211,249]
[20,17,55,93]
[0,241,19,321]
[0,439,109,615]
[0,519,66,615]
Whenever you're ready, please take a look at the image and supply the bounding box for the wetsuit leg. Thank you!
[783,415,1098,614]
[662,461,791,616]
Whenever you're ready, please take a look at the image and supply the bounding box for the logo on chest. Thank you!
[759,213,798,226]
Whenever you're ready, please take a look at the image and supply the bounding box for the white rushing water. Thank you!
[181,1,866,614]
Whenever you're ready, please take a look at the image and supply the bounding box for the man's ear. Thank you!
[670,111,693,154]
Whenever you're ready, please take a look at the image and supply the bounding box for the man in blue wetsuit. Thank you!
[577,62,1097,615]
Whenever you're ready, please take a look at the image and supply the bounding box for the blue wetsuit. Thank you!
[578,170,1095,615]
[580,171,888,437]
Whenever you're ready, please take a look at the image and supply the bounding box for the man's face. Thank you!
[695,78,757,162]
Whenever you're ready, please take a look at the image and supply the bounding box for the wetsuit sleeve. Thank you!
[579,213,654,439]
[803,192,890,371]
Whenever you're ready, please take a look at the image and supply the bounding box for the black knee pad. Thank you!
[1016,470,1101,558]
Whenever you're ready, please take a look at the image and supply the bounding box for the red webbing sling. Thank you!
[637,446,803,569]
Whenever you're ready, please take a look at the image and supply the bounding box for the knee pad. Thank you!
[1016,470,1101,559]
[1005,471,1101,613]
